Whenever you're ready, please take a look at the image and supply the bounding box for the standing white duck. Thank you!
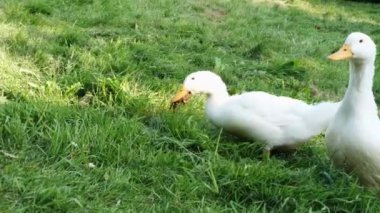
[171,71,339,159]
[326,32,380,188]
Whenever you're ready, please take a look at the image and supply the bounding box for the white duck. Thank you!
[171,71,339,159]
[326,32,380,188]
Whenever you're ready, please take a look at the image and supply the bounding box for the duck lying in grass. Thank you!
[326,32,380,188]
[171,71,339,159]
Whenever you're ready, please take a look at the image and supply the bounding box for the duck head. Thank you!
[328,32,376,63]
[170,71,227,109]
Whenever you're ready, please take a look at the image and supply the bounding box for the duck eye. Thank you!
[191,77,195,80]
[359,39,363,43]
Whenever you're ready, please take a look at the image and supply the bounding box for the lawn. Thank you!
[0,0,380,211]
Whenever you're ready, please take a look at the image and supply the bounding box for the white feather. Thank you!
[181,71,339,151]
[326,32,380,188]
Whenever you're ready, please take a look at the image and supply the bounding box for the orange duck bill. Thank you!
[328,44,353,61]
[169,85,192,109]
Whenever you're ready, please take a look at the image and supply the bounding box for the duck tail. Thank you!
[306,101,340,133]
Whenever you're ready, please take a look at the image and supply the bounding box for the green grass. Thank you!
[0,0,380,211]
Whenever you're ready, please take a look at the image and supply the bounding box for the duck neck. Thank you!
[348,61,374,93]
[206,90,230,107]
[205,90,229,118]
[341,60,377,116]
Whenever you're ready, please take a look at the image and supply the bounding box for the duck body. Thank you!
[327,115,380,187]
[171,71,339,153]
[326,32,380,187]
[206,90,337,150]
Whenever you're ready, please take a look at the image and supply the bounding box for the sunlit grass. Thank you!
[295,0,379,25]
